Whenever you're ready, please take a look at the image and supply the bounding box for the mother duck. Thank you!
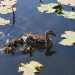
[22,30,56,50]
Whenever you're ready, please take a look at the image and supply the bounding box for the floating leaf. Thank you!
[0,17,10,25]
[0,0,17,14]
[59,31,75,46]
[37,3,75,19]
[18,61,43,75]
[62,10,75,19]
[0,5,16,14]
[0,0,17,25]
[1,0,17,6]
[57,0,75,7]
[37,3,58,13]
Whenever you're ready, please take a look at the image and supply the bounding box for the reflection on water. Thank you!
[0,31,5,39]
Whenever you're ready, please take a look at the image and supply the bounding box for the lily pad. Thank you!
[37,3,75,19]
[59,31,75,46]
[18,61,43,75]
[0,0,17,14]
[0,17,10,25]
[57,0,75,7]
[37,3,58,13]
[62,10,75,19]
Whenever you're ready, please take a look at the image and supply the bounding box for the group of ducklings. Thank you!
[2,30,56,56]
[3,37,33,55]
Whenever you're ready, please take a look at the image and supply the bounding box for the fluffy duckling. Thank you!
[6,39,18,47]
[6,38,24,47]
[18,38,25,45]
[20,46,33,54]
[3,46,15,54]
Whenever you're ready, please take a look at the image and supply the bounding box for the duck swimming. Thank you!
[22,30,56,50]
[20,46,32,53]
[6,38,24,47]
[20,46,33,56]
[3,46,15,54]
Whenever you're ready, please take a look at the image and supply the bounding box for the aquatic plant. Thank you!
[57,0,75,7]
[18,61,43,75]
[62,10,75,19]
[59,31,75,46]
[37,3,75,19]
[0,17,10,26]
[38,3,58,13]
[57,0,75,10]
[0,0,17,25]
[0,0,17,14]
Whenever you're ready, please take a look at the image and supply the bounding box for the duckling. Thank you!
[23,30,56,49]
[6,38,24,47]
[3,46,15,54]
[18,38,25,45]
[20,46,33,54]
[6,39,18,47]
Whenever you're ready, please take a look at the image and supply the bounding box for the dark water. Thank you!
[0,0,75,75]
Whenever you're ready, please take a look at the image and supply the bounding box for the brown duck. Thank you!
[3,46,15,54]
[6,38,24,47]
[22,30,56,49]
[20,46,32,54]
[20,46,33,56]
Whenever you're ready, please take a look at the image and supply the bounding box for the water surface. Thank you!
[0,0,75,75]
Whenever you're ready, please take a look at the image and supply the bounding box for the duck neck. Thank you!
[45,34,51,45]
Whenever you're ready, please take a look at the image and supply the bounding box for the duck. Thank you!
[6,39,18,47]
[22,30,56,50]
[20,46,33,56]
[3,46,15,54]
[20,46,32,53]
[14,38,24,45]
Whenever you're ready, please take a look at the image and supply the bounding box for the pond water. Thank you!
[0,0,75,75]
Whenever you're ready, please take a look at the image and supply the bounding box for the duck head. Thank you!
[45,30,56,38]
